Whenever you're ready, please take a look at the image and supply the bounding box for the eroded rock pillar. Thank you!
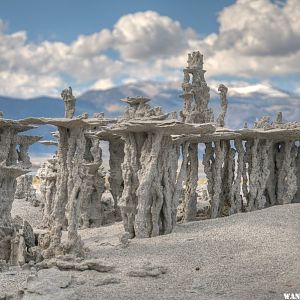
[230,139,244,214]
[37,158,58,228]
[0,120,39,265]
[80,136,106,228]
[182,143,198,222]
[134,133,179,238]
[45,126,85,258]
[276,141,298,204]
[108,138,125,221]
[119,133,145,238]
[180,52,217,222]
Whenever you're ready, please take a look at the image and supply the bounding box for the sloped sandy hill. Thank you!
[3,203,300,300]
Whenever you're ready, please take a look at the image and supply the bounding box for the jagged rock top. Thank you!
[85,130,121,142]
[172,124,300,143]
[173,112,300,143]
[17,117,117,129]
[187,51,204,69]
[237,126,300,140]
[16,135,41,145]
[39,140,59,146]
[107,95,217,135]
[0,118,36,132]
[121,96,151,105]
[106,119,215,135]
[254,115,300,130]
[0,163,30,176]
[172,128,241,143]
[120,96,165,122]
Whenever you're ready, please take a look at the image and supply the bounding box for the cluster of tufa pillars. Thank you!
[0,116,40,264]
[0,51,299,265]
[202,134,300,218]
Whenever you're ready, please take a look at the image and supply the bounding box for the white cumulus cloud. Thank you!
[90,78,115,90]
[0,1,300,98]
[202,0,300,76]
[112,11,195,61]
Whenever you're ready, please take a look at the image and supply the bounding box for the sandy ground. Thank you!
[11,198,43,229]
[1,199,299,300]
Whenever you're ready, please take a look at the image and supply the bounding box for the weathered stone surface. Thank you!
[0,228,13,262]
[182,143,198,222]
[216,84,228,128]
[23,220,35,249]
[107,94,215,238]
[94,277,121,286]
[108,137,124,221]
[15,175,38,206]
[36,257,114,273]
[197,114,300,217]
[81,259,115,272]
[180,51,213,124]
[127,263,168,278]
[0,118,39,264]
[100,190,115,224]
[61,86,76,119]
[42,124,86,258]
[179,52,225,222]
[36,158,58,228]
[22,268,74,300]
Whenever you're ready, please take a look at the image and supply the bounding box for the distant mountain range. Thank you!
[1,80,299,169]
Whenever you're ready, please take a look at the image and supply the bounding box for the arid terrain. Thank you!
[0,198,298,300]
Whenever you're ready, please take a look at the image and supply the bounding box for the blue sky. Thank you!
[0,0,300,98]
[0,0,235,42]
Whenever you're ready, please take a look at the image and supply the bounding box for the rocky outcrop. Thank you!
[37,158,58,228]
[1,53,298,267]
[42,125,86,258]
[18,102,117,257]
[187,115,300,217]
[180,51,214,124]
[108,137,125,220]
[0,117,40,265]
[179,52,211,222]
[127,263,168,278]
[182,143,198,222]
[61,86,76,119]
[9,217,37,265]
[80,136,106,228]
[109,96,215,238]
[15,175,39,207]
[216,84,228,127]
[179,52,228,222]
[204,140,228,218]
[134,133,179,238]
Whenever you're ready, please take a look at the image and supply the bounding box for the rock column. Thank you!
[44,126,85,258]
[180,52,215,222]
[108,137,125,220]
[0,119,39,263]
[117,96,191,238]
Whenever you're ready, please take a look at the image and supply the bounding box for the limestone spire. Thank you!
[180,51,214,124]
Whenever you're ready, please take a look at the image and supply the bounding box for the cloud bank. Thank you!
[0,0,299,97]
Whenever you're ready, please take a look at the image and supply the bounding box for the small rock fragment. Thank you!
[94,277,121,286]
[119,232,131,247]
[80,259,115,272]
[127,263,168,278]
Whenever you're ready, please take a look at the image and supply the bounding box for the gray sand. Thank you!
[2,200,299,300]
